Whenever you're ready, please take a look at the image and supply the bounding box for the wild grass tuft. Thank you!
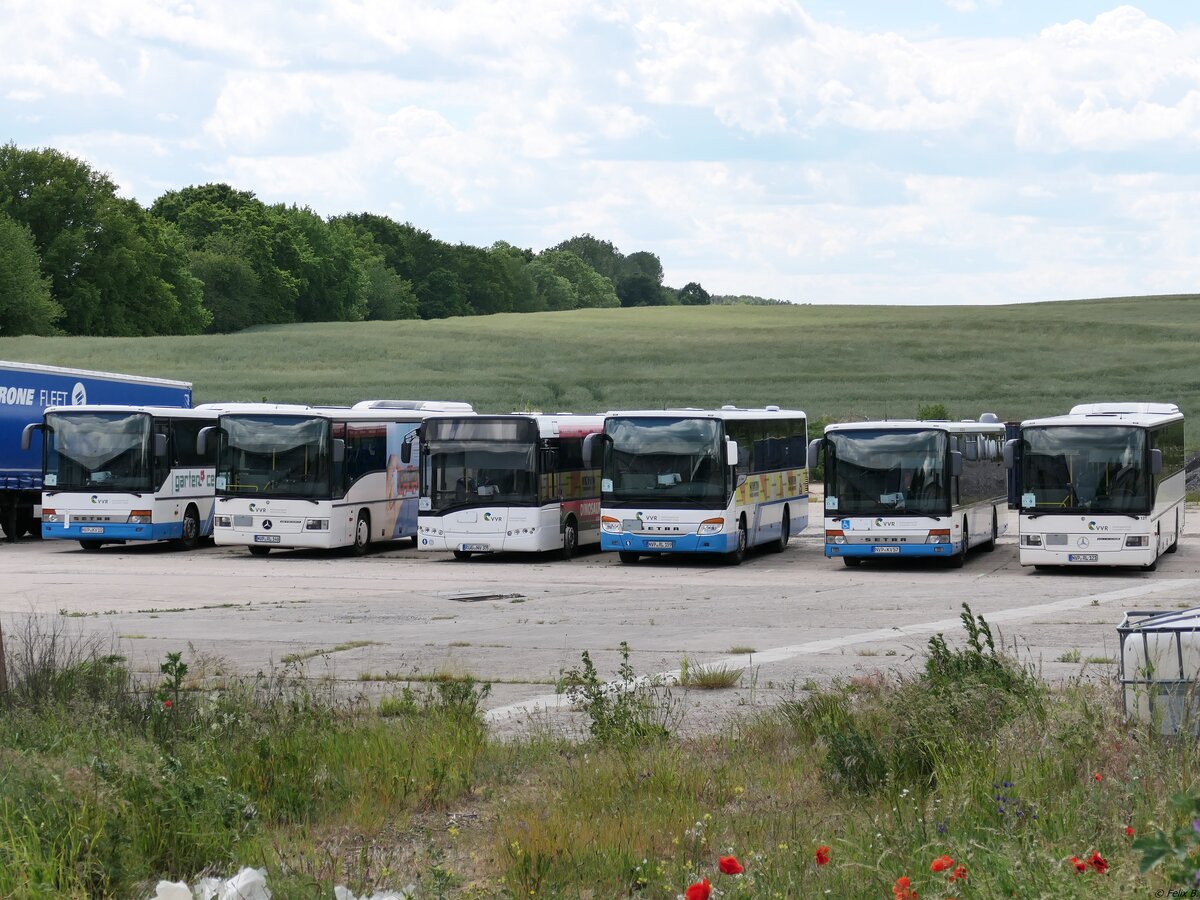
[678,657,743,690]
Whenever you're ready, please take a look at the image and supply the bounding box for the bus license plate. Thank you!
[80,526,104,534]
[254,534,281,544]
[872,546,900,554]
[1068,553,1098,562]
[646,540,673,549]
[461,543,490,552]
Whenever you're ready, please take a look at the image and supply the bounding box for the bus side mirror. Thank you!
[725,440,739,467]
[1002,439,1016,469]
[807,438,823,470]
[400,431,416,464]
[196,425,216,456]
[332,439,345,464]
[20,422,42,451]
[950,451,963,477]
[154,433,168,459]
[582,432,601,468]
[1150,448,1163,475]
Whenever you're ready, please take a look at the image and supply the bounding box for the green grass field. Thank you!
[3,295,1198,431]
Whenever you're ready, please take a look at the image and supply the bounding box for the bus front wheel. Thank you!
[843,557,861,568]
[948,523,967,568]
[248,546,270,557]
[981,510,998,552]
[351,512,370,557]
[79,540,102,552]
[176,505,201,551]
[618,551,639,564]
[724,521,747,566]
[453,550,472,561]
[560,517,578,561]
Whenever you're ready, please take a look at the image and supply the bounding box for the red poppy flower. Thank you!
[1125,826,1134,837]
[930,854,955,873]
[685,877,712,900]
[162,699,172,709]
[815,844,831,866]
[1070,856,1087,873]
[893,875,918,900]
[1094,772,1102,782]
[1088,851,1108,875]
[718,855,744,875]
[948,865,968,882]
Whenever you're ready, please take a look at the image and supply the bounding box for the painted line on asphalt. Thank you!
[484,577,1200,724]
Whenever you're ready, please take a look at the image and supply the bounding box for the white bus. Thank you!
[594,406,808,565]
[809,416,1008,568]
[411,413,605,559]
[1005,403,1184,570]
[23,404,236,551]
[204,400,473,556]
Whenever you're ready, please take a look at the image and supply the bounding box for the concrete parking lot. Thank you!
[3,503,1198,737]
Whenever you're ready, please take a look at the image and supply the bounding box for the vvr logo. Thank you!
[875,517,885,527]
[483,512,494,521]
[1087,521,1109,532]
[90,495,108,505]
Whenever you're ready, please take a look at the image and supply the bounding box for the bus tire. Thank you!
[1143,558,1159,572]
[770,508,790,553]
[248,546,270,557]
[724,520,747,566]
[560,517,578,560]
[453,550,472,561]
[1167,512,1180,553]
[176,505,201,551]
[618,551,640,564]
[981,510,998,552]
[843,557,861,568]
[1034,564,1053,571]
[79,540,103,552]
[351,512,370,556]
[948,522,967,568]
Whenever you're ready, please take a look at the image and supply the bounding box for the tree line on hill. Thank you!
[0,143,728,338]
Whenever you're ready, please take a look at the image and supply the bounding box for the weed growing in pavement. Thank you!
[563,641,681,744]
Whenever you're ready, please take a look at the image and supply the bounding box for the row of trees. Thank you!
[0,144,715,337]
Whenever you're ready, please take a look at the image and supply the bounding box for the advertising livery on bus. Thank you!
[1006,402,1184,570]
[203,400,473,556]
[809,416,1008,567]
[411,413,605,559]
[24,403,236,551]
[594,406,808,565]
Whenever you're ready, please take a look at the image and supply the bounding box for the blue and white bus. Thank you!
[24,404,235,551]
[1006,403,1184,570]
[205,400,473,556]
[810,416,1008,567]
[594,406,808,565]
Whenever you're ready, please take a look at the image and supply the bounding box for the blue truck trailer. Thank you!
[0,360,192,541]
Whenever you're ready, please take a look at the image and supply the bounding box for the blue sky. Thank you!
[3,1,1200,305]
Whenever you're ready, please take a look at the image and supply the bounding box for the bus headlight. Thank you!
[215,515,232,528]
[926,529,951,544]
[601,516,621,534]
[697,517,724,535]
[127,510,153,524]
[304,518,329,531]
[825,529,846,545]
[42,509,59,523]
[1125,535,1149,547]
[1021,534,1043,547]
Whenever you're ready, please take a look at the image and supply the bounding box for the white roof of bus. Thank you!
[43,403,251,418]
[824,418,1005,435]
[421,412,607,438]
[606,406,806,420]
[0,359,191,388]
[1022,402,1182,429]
[213,401,474,421]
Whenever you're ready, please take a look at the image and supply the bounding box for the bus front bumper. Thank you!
[601,531,735,554]
[417,528,549,554]
[825,541,963,559]
[42,522,180,543]
[1018,545,1156,567]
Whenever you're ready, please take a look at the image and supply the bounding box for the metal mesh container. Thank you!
[1119,608,1200,735]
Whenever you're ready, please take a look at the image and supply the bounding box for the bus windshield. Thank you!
[45,411,153,492]
[1020,425,1150,514]
[424,419,538,513]
[602,417,726,505]
[218,415,331,498]
[826,429,948,516]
